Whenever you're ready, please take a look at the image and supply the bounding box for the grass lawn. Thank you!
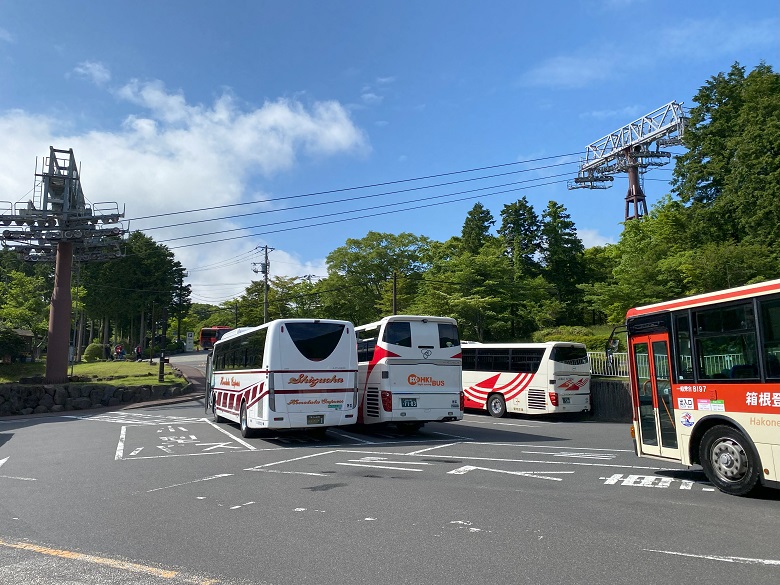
[0,360,183,386]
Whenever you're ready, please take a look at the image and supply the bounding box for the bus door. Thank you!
[631,334,680,459]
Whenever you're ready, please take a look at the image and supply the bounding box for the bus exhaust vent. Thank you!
[527,388,547,410]
[366,389,381,418]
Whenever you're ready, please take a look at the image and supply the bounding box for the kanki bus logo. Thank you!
[408,374,445,387]
[288,374,345,387]
[219,376,241,387]
[558,377,588,391]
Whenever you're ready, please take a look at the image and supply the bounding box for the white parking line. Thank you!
[645,549,780,566]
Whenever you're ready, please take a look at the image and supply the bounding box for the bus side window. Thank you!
[675,314,693,381]
[760,298,780,379]
[461,350,475,371]
[358,338,376,362]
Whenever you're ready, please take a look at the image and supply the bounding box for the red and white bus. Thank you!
[620,278,780,495]
[461,342,591,417]
[205,319,358,437]
[199,326,233,350]
[355,315,463,432]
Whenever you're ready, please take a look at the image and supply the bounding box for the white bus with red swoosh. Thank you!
[355,315,463,433]
[206,319,358,437]
[461,342,591,417]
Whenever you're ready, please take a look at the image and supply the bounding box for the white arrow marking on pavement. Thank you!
[0,456,37,481]
[448,465,574,482]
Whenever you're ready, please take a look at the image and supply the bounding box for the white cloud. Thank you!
[520,15,778,90]
[361,92,383,105]
[72,61,111,86]
[0,27,13,43]
[656,17,778,59]
[580,105,642,121]
[0,79,370,302]
[519,55,615,89]
[578,228,616,248]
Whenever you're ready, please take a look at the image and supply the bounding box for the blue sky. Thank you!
[0,1,777,305]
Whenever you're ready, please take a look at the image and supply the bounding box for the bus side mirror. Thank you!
[606,338,619,356]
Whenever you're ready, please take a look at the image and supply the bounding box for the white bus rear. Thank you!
[461,342,591,417]
[206,319,358,436]
[356,315,463,432]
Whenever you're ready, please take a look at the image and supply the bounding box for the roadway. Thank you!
[0,352,778,584]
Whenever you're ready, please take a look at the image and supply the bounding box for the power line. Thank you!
[168,176,571,251]
[129,153,580,224]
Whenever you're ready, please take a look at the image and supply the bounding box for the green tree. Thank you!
[460,202,495,254]
[0,271,49,336]
[324,231,431,325]
[673,62,780,250]
[498,197,542,278]
[540,201,585,324]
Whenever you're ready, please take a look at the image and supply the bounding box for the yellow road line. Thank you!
[0,538,177,578]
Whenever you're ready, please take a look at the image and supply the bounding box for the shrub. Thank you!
[0,327,27,361]
[83,342,106,362]
[532,326,622,352]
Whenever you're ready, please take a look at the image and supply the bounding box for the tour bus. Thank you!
[355,315,463,432]
[618,279,780,496]
[461,342,591,417]
[199,326,232,350]
[205,319,358,437]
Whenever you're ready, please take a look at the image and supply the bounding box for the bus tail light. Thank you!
[548,392,559,406]
[353,378,359,411]
[268,374,276,412]
[381,390,392,412]
[459,390,465,411]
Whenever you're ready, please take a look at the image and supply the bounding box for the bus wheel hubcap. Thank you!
[712,440,746,480]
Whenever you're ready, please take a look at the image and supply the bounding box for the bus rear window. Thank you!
[384,321,412,347]
[551,345,588,365]
[285,322,345,361]
[438,323,459,348]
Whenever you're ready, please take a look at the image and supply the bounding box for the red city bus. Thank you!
[199,326,233,350]
[618,278,780,496]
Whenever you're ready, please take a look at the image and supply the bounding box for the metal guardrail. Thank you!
[588,352,629,377]
[588,351,774,378]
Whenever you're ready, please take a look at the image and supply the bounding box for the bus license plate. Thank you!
[307,415,324,425]
[401,398,417,408]
[562,397,570,404]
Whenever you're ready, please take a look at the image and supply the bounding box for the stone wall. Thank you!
[0,380,192,417]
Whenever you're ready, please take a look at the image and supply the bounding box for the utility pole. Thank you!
[392,272,397,315]
[149,302,155,366]
[252,245,274,324]
[158,307,168,383]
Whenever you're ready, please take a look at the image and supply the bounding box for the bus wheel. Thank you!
[699,425,761,496]
[211,395,224,423]
[240,402,255,438]
[487,394,506,418]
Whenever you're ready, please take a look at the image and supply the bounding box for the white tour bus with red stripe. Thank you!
[461,342,591,417]
[619,278,780,496]
[355,315,463,432]
[205,319,358,437]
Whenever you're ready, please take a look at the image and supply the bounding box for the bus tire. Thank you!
[211,394,224,423]
[240,402,255,438]
[487,394,506,418]
[699,425,761,496]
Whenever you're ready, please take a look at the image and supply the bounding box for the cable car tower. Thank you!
[568,101,688,220]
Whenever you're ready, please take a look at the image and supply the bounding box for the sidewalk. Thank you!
[120,363,206,410]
